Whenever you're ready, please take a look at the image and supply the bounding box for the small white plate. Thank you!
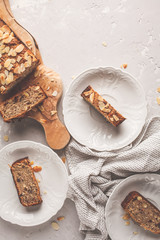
[63,67,147,151]
[105,174,160,240]
[0,141,68,226]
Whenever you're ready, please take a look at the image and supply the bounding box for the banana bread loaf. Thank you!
[0,19,39,94]
[0,85,46,122]
[81,85,126,127]
[121,191,160,234]
[10,157,42,207]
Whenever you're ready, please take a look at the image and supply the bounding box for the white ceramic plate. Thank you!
[63,67,147,151]
[0,141,68,226]
[105,174,160,240]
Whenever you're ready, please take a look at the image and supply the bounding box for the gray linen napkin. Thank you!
[65,117,160,240]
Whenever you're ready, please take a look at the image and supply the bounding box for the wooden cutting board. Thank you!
[0,0,70,150]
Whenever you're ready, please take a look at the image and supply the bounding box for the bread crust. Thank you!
[81,85,126,127]
[121,191,160,234]
[10,157,42,207]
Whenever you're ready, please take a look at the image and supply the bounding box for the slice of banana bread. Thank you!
[121,191,160,234]
[10,157,42,207]
[0,85,46,122]
[81,85,126,127]
[0,19,39,94]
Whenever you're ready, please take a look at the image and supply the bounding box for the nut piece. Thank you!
[15,44,24,53]
[137,196,142,201]
[102,108,111,113]
[98,101,105,111]
[52,90,58,97]
[83,90,92,96]
[3,135,9,142]
[90,92,94,103]
[50,110,57,116]
[113,115,119,121]
[143,203,147,208]
[51,221,60,231]
[4,59,12,68]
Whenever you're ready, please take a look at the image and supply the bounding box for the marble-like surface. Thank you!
[0,0,160,239]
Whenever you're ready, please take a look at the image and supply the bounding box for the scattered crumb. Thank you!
[43,191,47,194]
[39,119,47,124]
[122,213,130,220]
[61,157,66,163]
[3,135,9,142]
[125,221,130,226]
[30,161,34,165]
[33,166,42,172]
[102,41,107,47]
[123,63,128,69]
[133,232,138,235]
[37,178,40,183]
[120,65,123,68]
[157,87,160,93]
[57,216,65,221]
[156,97,160,105]
[72,75,76,80]
[52,91,58,97]
[51,221,60,231]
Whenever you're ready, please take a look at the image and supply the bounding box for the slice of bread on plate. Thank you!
[10,157,42,207]
[121,191,160,234]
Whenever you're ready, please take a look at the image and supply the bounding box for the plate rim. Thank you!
[105,173,160,240]
[0,140,68,227]
[63,66,147,151]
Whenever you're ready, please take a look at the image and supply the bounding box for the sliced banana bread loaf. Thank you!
[0,85,46,122]
[81,85,126,127]
[10,157,42,207]
[0,19,39,94]
[121,191,160,234]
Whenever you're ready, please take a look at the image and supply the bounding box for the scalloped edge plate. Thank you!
[63,67,147,151]
[0,141,68,226]
[105,173,160,240]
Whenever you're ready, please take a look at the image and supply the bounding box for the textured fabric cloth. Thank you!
[65,117,160,240]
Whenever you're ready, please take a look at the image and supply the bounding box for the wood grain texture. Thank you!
[0,0,70,149]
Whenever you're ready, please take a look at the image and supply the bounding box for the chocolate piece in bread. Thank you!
[0,85,46,122]
[81,85,125,127]
[121,191,160,234]
[0,19,39,94]
[10,157,42,207]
